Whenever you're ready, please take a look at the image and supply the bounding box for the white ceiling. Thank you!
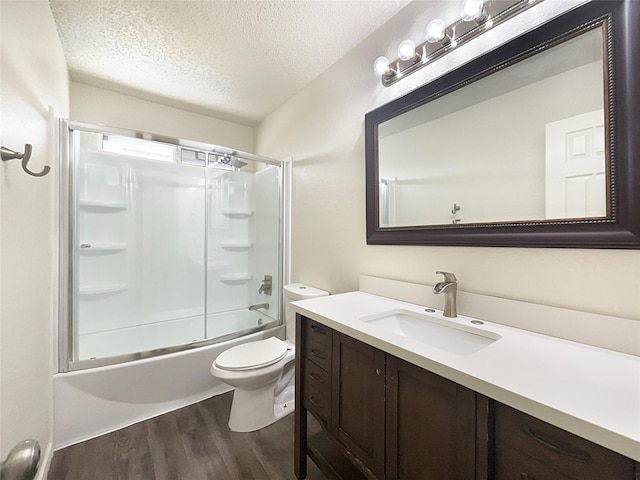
[49,0,412,126]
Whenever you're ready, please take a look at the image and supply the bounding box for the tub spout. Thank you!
[249,303,269,311]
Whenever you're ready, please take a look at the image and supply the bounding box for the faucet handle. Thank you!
[435,271,457,283]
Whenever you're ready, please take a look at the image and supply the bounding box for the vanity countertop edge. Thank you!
[292,291,640,462]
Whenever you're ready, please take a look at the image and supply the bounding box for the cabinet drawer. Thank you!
[494,403,636,480]
[305,319,331,346]
[305,336,331,372]
[305,382,330,424]
[305,359,331,391]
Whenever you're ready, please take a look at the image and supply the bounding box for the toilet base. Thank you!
[228,384,295,433]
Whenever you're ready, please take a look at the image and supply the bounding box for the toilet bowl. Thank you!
[210,283,329,432]
[210,337,296,432]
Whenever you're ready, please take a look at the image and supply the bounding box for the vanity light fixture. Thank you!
[461,0,489,23]
[374,0,544,86]
[397,39,417,61]
[373,56,391,75]
[425,19,451,46]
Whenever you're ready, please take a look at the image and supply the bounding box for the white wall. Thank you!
[70,82,254,153]
[256,0,640,335]
[0,0,69,466]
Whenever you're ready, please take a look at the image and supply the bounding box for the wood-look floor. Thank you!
[48,391,325,480]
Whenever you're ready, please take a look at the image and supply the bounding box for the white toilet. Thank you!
[210,283,329,432]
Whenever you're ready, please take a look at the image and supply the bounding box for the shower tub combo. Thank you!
[54,123,288,448]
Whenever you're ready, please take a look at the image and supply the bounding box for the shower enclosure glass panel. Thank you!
[205,165,281,338]
[74,131,206,360]
[67,127,283,367]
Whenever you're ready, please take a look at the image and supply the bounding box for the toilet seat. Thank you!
[215,337,288,371]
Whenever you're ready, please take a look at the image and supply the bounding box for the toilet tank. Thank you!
[283,283,329,343]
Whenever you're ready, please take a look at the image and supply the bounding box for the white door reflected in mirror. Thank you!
[545,110,606,220]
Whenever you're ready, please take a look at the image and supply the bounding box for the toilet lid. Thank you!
[215,337,288,371]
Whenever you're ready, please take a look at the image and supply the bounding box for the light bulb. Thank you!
[461,0,487,22]
[425,19,447,43]
[398,40,416,61]
[373,56,390,75]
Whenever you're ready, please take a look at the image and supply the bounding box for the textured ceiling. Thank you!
[49,0,412,126]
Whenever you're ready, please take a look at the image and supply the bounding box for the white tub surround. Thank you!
[291,289,640,462]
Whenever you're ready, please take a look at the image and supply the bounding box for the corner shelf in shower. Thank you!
[79,284,127,296]
[78,242,127,252]
[79,200,128,211]
[220,208,253,218]
[220,273,253,283]
[220,241,253,249]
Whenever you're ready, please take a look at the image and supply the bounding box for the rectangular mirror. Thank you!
[365,0,640,248]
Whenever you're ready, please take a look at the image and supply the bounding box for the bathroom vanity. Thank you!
[293,291,640,480]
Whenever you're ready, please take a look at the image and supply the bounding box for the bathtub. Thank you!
[53,325,283,449]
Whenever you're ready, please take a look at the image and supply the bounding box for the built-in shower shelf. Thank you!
[79,200,127,211]
[221,208,253,217]
[220,273,253,282]
[79,242,127,252]
[220,241,253,249]
[79,284,127,295]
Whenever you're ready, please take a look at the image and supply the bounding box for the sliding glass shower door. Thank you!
[63,125,283,369]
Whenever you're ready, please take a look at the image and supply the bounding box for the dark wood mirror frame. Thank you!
[365,0,639,248]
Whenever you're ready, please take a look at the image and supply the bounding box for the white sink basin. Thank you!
[361,309,500,355]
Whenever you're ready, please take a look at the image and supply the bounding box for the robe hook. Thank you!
[1,144,50,177]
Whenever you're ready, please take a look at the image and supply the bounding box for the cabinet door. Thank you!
[386,356,477,480]
[493,402,638,480]
[331,332,386,480]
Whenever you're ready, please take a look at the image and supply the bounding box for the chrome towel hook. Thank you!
[1,144,50,177]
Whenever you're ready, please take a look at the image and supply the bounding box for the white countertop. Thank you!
[292,291,640,461]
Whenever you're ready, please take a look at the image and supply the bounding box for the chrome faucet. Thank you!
[258,275,272,295]
[249,303,269,311]
[433,271,457,318]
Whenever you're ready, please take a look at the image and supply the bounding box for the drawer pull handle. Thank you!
[309,372,324,383]
[309,396,324,408]
[310,324,326,335]
[521,474,537,480]
[310,348,326,360]
[520,425,591,463]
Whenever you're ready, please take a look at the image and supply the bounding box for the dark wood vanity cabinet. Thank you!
[295,315,639,480]
[296,315,478,480]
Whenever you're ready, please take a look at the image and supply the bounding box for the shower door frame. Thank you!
[58,120,289,372]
